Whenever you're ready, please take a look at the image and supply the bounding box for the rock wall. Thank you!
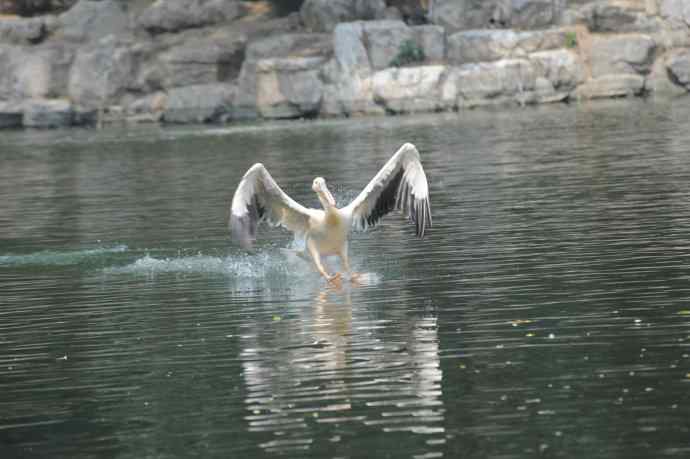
[0,0,688,128]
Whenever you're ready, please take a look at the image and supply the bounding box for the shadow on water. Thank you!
[1,99,690,458]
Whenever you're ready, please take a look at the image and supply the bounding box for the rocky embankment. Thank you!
[1,0,689,128]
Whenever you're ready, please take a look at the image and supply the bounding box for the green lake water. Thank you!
[1,99,689,458]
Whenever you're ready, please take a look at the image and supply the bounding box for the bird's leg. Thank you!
[307,239,341,283]
[338,244,360,283]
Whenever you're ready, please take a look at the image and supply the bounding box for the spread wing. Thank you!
[343,143,432,237]
[230,163,315,249]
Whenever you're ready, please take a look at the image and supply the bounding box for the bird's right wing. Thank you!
[343,143,432,237]
[230,164,315,249]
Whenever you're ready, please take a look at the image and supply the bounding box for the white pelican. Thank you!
[229,142,431,282]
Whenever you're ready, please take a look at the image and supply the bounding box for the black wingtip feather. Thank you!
[230,195,266,249]
[366,167,404,227]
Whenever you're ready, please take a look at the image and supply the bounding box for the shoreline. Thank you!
[0,0,689,130]
[0,96,681,143]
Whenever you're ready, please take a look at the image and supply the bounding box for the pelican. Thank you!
[229,142,431,283]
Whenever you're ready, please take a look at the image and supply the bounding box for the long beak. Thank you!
[322,185,336,206]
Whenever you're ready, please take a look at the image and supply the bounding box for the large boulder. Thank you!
[300,0,386,32]
[530,49,585,92]
[447,29,566,64]
[572,74,645,99]
[139,0,245,34]
[430,0,505,33]
[666,49,690,90]
[1,0,76,16]
[562,1,662,32]
[443,59,540,108]
[0,16,50,44]
[363,20,415,70]
[68,36,135,108]
[235,33,331,118]
[320,22,379,116]
[11,48,53,99]
[589,34,656,77]
[162,83,235,123]
[56,0,129,42]
[413,25,446,62]
[0,43,72,100]
[158,32,247,88]
[660,0,690,26]
[23,98,73,128]
[372,65,446,113]
[645,52,688,95]
[255,57,325,118]
[508,0,557,29]
[335,20,446,71]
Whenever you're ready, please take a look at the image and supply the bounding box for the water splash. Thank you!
[0,245,128,267]
[105,250,314,279]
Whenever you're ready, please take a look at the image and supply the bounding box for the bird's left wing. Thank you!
[343,143,432,237]
[230,163,315,249]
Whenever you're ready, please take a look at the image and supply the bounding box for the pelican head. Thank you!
[312,177,336,209]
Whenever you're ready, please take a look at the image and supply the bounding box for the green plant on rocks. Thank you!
[390,39,425,68]
[565,31,578,49]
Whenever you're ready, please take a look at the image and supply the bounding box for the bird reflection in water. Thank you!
[239,282,446,455]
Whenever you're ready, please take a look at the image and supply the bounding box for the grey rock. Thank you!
[448,30,517,64]
[372,65,446,113]
[531,76,570,103]
[139,0,245,34]
[333,22,370,74]
[453,59,539,107]
[572,74,645,99]
[387,0,429,23]
[383,6,403,21]
[0,43,73,100]
[322,22,378,116]
[245,32,332,61]
[68,36,135,108]
[591,3,641,31]
[561,1,661,32]
[509,0,556,29]
[127,92,168,115]
[442,59,539,108]
[413,25,446,62]
[448,29,565,65]
[57,0,129,42]
[361,20,445,69]
[256,57,325,118]
[160,32,247,87]
[300,0,386,32]
[667,49,690,89]
[235,33,331,119]
[363,20,415,70]
[1,0,77,16]
[455,63,507,105]
[0,102,22,128]
[530,49,585,91]
[590,34,656,77]
[163,83,234,123]
[430,0,506,33]
[72,106,99,126]
[0,16,48,44]
[645,52,687,95]
[23,99,73,128]
[660,0,690,26]
[11,48,53,99]
[0,45,14,99]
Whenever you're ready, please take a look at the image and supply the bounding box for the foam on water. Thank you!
[0,245,128,267]
[106,250,314,279]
